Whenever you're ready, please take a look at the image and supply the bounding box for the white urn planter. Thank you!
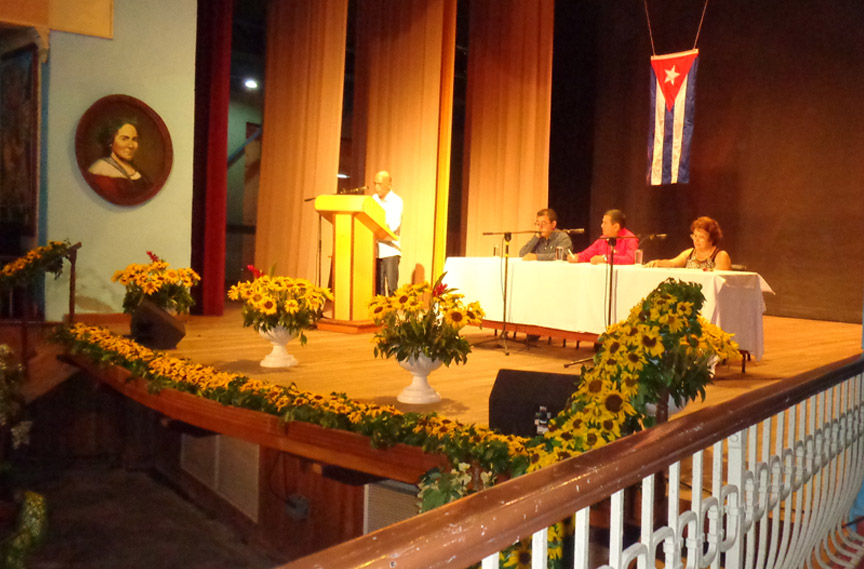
[397,354,443,404]
[258,326,299,368]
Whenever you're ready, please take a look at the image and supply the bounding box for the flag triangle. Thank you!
[651,49,699,112]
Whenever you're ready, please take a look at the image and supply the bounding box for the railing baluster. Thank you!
[609,489,624,569]
[726,429,746,569]
[765,410,785,569]
[481,551,498,569]
[573,506,590,569]
[532,527,548,569]
[667,461,682,569]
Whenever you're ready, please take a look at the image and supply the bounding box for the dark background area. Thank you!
[549,0,864,322]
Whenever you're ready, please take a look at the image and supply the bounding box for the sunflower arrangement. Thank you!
[0,240,74,292]
[226,266,332,345]
[419,278,740,569]
[368,273,485,366]
[523,278,740,475]
[112,251,200,315]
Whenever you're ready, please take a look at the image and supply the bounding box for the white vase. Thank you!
[258,326,299,368]
[397,354,443,404]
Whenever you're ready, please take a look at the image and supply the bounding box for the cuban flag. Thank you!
[647,49,699,185]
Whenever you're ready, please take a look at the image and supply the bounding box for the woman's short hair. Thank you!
[98,117,139,149]
[691,216,723,245]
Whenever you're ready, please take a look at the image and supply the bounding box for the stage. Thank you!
[160,306,862,428]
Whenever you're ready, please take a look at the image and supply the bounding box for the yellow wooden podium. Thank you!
[314,195,396,333]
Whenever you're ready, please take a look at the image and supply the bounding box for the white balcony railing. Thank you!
[283,354,864,569]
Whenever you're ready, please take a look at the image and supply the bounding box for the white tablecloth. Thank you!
[442,257,774,360]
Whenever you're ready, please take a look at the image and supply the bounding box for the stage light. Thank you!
[244,78,259,90]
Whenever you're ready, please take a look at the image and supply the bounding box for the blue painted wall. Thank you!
[43,0,197,319]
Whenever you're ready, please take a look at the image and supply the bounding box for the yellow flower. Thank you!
[501,539,532,569]
[284,299,300,314]
[658,311,686,334]
[444,307,467,329]
[598,389,635,423]
[257,297,278,315]
[638,327,665,357]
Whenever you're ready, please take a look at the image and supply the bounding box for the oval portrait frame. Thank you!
[75,94,173,206]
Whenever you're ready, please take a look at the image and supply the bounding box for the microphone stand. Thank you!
[475,229,537,355]
[563,234,636,369]
[304,196,324,288]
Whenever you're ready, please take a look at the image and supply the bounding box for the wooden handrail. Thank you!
[3,241,82,371]
[281,352,864,569]
[65,242,82,324]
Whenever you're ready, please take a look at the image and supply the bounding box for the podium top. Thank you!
[314,195,397,241]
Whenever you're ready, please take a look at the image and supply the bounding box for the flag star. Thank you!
[664,65,680,85]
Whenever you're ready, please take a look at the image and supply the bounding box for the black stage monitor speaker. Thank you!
[130,300,186,350]
[489,369,580,438]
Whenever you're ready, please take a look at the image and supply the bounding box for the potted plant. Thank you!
[226,266,332,368]
[367,273,484,404]
[111,251,200,349]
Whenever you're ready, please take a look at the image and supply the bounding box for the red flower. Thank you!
[246,264,263,279]
[146,251,162,263]
[432,282,447,297]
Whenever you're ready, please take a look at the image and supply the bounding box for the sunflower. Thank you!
[638,326,665,357]
[257,297,278,315]
[598,389,635,423]
[501,540,531,569]
[444,307,467,328]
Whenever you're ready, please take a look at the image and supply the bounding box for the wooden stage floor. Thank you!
[158,307,863,428]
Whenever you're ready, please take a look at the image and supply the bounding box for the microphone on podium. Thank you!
[641,233,667,241]
[337,185,368,195]
[560,228,586,234]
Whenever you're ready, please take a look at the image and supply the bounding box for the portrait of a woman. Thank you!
[75,94,172,207]
[87,118,152,200]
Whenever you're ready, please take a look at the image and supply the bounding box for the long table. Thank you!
[443,257,774,360]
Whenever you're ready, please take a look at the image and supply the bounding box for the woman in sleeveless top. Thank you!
[646,216,732,271]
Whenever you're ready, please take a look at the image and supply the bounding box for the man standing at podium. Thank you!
[372,170,402,295]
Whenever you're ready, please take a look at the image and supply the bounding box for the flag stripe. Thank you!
[647,52,698,185]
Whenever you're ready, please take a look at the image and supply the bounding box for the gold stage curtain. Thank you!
[255,0,348,281]
[353,0,456,285]
[462,0,554,257]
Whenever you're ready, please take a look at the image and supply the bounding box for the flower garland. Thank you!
[50,322,529,465]
[0,240,74,292]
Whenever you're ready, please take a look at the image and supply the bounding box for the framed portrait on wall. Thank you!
[0,44,39,237]
[75,94,173,206]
